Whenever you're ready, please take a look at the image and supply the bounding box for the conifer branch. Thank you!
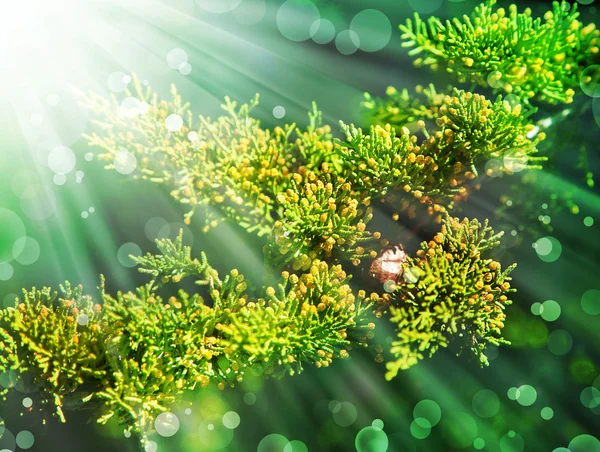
[1,219,513,441]
[400,0,599,105]
[359,86,546,217]
[81,80,544,231]
[264,170,377,271]
[0,235,375,445]
[386,216,515,380]
[362,84,449,127]
[4,0,596,445]
[1,78,542,445]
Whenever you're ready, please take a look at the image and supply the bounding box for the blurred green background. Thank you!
[1,0,599,451]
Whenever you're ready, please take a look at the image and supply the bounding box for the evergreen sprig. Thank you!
[362,84,449,127]
[264,169,381,271]
[0,283,106,421]
[80,81,371,243]
[4,0,597,445]
[81,84,298,236]
[13,76,547,444]
[83,81,544,233]
[400,0,599,104]
[1,223,514,441]
[386,216,515,380]
[0,232,375,444]
[359,86,545,217]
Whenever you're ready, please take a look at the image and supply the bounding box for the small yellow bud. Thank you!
[583,23,596,36]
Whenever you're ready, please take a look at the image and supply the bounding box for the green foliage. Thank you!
[81,80,547,248]
[424,89,543,176]
[360,86,545,217]
[95,284,216,435]
[220,260,374,378]
[400,0,599,104]
[39,75,542,443]
[6,0,598,445]
[362,84,449,127]
[0,283,106,421]
[335,121,439,200]
[386,216,515,380]
[0,233,374,443]
[265,170,377,270]
[80,81,376,250]
[82,84,295,236]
